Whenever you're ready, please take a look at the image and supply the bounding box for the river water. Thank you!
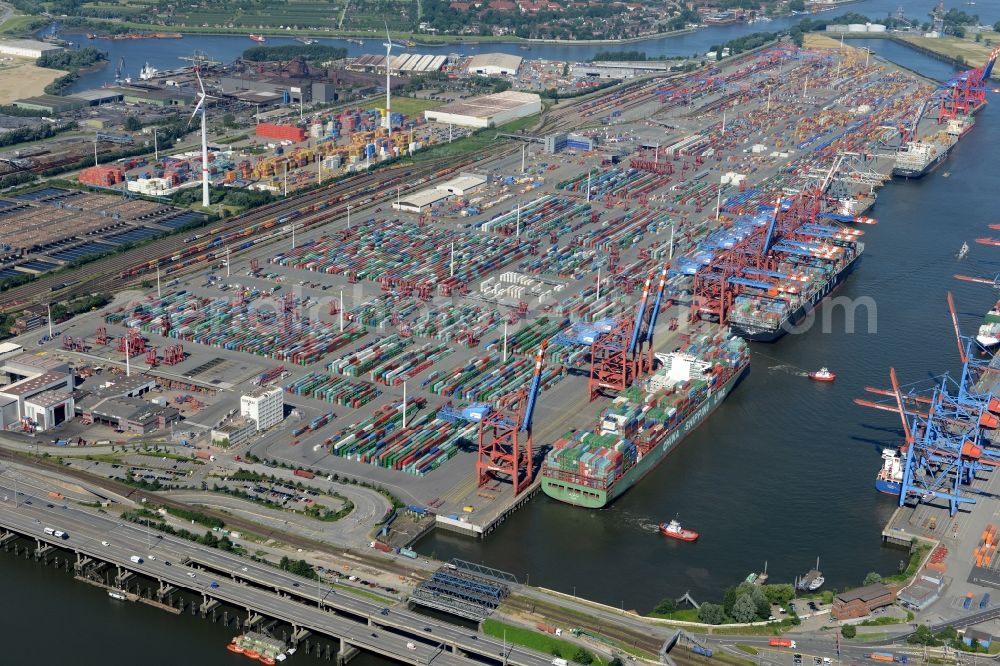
[4,12,1000,661]
[416,38,1000,610]
[58,0,995,93]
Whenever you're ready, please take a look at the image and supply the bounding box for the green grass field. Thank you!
[387,97,442,116]
[410,113,540,163]
[481,620,607,666]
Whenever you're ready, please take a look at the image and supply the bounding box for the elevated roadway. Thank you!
[0,482,553,666]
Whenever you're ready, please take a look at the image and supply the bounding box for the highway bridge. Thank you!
[0,482,554,666]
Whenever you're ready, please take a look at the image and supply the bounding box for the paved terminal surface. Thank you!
[1,41,951,548]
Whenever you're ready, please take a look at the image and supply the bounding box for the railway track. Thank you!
[1,73,657,314]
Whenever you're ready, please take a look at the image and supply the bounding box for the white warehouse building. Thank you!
[0,39,64,59]
[466,53,523,77]
[240,386,284,431]
[424,91,541,129]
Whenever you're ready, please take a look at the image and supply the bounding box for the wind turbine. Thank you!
[383,22,406,140]
[189,69,213,208]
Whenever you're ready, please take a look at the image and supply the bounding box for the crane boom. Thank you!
[520,340,548,432]
[628,272,654,355]
[644,263,670,344]
[947,291,968,364]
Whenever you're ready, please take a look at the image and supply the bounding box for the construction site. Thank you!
[2,36,991,554]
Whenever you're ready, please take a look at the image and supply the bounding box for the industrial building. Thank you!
[466,53,523,77]
[424,91,541,129]
[71,89,126,106]
[544,132,595,154]
[393,173,486,212]
[219,77,337,104]
[241,386,284,430]
[897,574,945,611]
[0,352,74,431]
[211,416,257,446]
[0,39,63,59]
[348,53,447,74]
[13,95,87,114]
[117,86,196,107]
[75,375,179,434]
[830,583,896,620]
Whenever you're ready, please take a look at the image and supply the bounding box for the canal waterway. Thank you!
[416,39,1000,611]
[58,0,995,93]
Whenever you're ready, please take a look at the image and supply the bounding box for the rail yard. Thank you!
[5,31,1000,666]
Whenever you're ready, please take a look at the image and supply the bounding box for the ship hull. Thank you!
[541,364,748,508]
[875,478,901,495]
[892,147,949,179]
[728,250,863,342]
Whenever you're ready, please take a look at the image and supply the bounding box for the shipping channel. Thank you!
[417,40,1000,612]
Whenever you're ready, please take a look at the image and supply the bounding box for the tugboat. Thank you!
[107,589,128,600]
[249,34,266,43]
[227,637,246,654]
[808,367,836,382]
[660,517,699,542]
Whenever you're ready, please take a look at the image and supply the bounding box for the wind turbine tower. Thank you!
[190,69,211,208]
[383,24,405,139]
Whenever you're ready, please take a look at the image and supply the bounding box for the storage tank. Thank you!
[868,23,886,32]
[847,23,867,32]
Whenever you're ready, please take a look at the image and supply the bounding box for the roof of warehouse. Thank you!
[428,90,540,119]
[72,88,124,102]
[467,53,523,71]
[396,188,451,208]
[437,174,486,192]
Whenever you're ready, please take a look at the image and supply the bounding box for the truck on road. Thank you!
[130,555,144,564]
[769,639,797,649]
[866,653,907,663]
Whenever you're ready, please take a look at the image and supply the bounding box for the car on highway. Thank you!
[406,643,416,651]
[380,608,390,616]
[101,541,110,546]
[187,572,196,578]
[423,627,432,633]
[210,581,219,589]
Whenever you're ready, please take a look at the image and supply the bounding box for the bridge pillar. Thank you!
[34,539,53,561]
[244,611,263,629]
[115,566,134,586]
[156,581,175,599]
[74,553,93,573]
[0,531,16,547]
[200,595,220,616]
[336,638,359,666]
[291,627,311,644]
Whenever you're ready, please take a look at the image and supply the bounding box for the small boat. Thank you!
[346,38,363,45]
[249,34,266,43]
[107,589,128,600]
[87,33,97,39]
[404,39,416,47]
[258,657,276,665]
[796,557,825,591]
[808,367,836,382]
[958,241,969,259]
[660,518,698,542]
[296,37,318,44]
[227,643,244,654]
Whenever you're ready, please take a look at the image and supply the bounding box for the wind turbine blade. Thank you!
[385,20,391,44]
[189,97,204,125]
[196,69,205,95]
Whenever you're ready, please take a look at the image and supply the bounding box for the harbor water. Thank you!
[5,11,1000,658]
[417,41,1000,611]
[57,0,989,93]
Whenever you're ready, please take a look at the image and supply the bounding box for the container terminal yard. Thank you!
[3,33,1000,666]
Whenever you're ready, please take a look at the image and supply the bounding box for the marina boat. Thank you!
[755,562,769,586]
[660,518,699,542]
[296,37,318,44]
[796,558,825,591]
[959,241,970,260]
[875,448,903,495]
[107,589,128,600]
[249,34,266,43]
[976,301,1000,348]
[346,38,364,44]
[808,367,836,382]
[541,331,749,508]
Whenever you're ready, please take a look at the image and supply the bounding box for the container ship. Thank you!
[726,237,864,342]
[892,117,973,179]
[540,331,749,508]
[977,300,1000,349]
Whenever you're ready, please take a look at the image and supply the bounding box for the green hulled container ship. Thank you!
[541,331,749,508]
